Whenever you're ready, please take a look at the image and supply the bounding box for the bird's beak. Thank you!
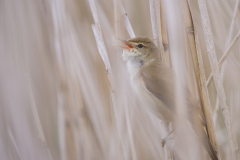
[117,38,134,49]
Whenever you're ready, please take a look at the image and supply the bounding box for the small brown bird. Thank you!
[118,37,218,160]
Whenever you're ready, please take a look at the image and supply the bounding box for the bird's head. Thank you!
[118,37,159,62]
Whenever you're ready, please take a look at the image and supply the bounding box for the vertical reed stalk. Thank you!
[149,0,164,61]
[119,1,135,38]
[92,24,130,160]
[7,128,24,160]
[28,80,54,160]
[182,0,218,155]
[207,0,240,86]
[160,0,171,67]
[51,1,77,159]
[89,0,135,159]
[149,1,173,159]
[198,0,239,159]
[228,0,239,45]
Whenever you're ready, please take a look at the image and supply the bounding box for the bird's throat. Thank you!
[126,59,144,76]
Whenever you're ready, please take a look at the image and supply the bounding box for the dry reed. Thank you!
[198,0,239,159]
[1,0,240,160]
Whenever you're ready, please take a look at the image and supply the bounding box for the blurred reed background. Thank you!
[1,0,240,160]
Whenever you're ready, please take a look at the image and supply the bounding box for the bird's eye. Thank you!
[138,44,143,48]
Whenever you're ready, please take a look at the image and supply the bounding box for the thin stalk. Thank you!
[149,0,160,46]
[51,1,75,159]
[227,0,239,45]
[184,0,219,157]
[198,0,239,159]
[207,31,240,86]
[92,23,131,160]
[159,1,173,159]
[207,0,240,86]
[149,0,164,61]
[27,78,54,160]
[115,1,138,159]
[8,128,24,160]
[118,1,135,38]
[125,105,137,160]
[89,0,134,159]
[160,0,171,67]
[57,87,67,160]
[149,0,173,159]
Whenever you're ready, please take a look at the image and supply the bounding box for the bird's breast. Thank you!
[126,59,142,79]
[127,62,176,122]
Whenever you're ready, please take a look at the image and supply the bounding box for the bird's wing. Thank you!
[140,63,203,114]
[140,63,177,112]
[141,63,217,160]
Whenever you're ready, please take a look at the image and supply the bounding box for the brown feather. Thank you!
[122,37,218,160]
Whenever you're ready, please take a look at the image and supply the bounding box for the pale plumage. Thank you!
[119,37,218,160]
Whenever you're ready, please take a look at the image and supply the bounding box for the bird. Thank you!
[118,37,218,160]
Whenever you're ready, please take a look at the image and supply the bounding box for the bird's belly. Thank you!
[130,74,175,122]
